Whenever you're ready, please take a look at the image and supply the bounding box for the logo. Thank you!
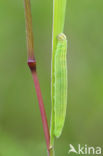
[68,144,102,155]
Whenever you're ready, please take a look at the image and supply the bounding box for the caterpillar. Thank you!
[53,33,67,138]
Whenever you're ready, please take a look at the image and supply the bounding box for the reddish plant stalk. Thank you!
[24,0,50,155]
[28,60,50,153]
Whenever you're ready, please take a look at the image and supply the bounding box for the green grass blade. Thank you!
[52,0,67,53]
[50,0,67,147]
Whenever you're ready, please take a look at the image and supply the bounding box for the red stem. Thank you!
[24,0,50,154]
[28,59,50,155]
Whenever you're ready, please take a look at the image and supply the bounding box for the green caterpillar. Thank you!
[53,33,67,138]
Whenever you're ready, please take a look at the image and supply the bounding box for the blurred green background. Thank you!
[0,0,103,156]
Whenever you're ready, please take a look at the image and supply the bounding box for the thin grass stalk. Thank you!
[24,0,50,155]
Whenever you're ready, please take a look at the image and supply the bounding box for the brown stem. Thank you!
[24,0,50,155]
[49,146,55,156]
[24,0,35,60]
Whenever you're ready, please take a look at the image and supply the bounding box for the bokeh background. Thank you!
[0,0,103,156]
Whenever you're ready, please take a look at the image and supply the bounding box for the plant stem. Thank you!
[24,0,50,155]
[50,146,55,156]
[24,0,35,60]
[29,65,50,154]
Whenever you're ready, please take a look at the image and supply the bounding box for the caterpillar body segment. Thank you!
[53,33,67,138]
